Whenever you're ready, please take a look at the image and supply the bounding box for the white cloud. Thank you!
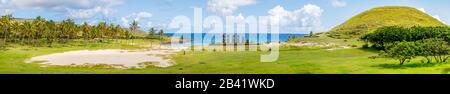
[68,6,112,19]
[303,4,323,18]
[0,0,124,19]
[265,4,324,33]
[207,0,256,16]
[0,9,12,15]
[417,8,426,13]
[0,0,11,15]
[433,15,441,21]
[331,0,347,8]
[121,12,153,28]
[432,15,446,24]
[417,8,446,24]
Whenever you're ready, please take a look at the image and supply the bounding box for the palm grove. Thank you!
[0,15,165,50]
[362,26,450,65]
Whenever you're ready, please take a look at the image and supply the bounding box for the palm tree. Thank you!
[31,16,46,46]
[125,20,139,44]
[62,18,78,41]
[21,21,32,45]
[158,29,165,40]
[0,15,147,49]
[81,22,90,40]
[0,15,12,50]
[128,20,139,39]
[113,25,122,39]
[148,27,156,38]
[130,20,139,32]
[97,22,107,39]
[10,21,20,45]
[44,20,57,47]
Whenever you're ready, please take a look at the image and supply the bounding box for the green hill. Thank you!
[328,6,447,39]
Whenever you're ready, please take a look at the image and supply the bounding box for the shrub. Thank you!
[361,26,450,49]
[362,44,369,49]
[380,38,450,65]
[380,41,418,65]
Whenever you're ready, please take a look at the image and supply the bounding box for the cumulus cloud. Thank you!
[417,8,446,24]
[121,12,153,28]
[417,8,426,13]
[67,7,113,19]
[0,9,12,15]
[0,0,124,19]
[432,15,446,24]
[0,0,11,15]
[207,0,256,16]
[331,0,347,8]
[265,4,324,33]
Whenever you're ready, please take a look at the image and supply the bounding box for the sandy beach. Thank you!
[26,47,183,68]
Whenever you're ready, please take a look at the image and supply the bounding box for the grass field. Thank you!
[1,38,450,74]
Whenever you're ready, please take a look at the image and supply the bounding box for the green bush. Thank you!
[380,38,450,65]
[361,26,450,49]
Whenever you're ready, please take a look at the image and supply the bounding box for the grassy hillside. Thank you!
[329,6,446,39]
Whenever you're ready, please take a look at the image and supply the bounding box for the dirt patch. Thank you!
[26,49,180,68]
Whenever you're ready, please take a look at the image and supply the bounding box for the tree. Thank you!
[148,27,156,38]
[222,33,226,46]
[420,38,450,63]
[20,21,32,45]
[128,20,139,39]
[0,15,149,49]
[0,15,13,49]
[44,20,57,47]
[97,22,107,39]
[130,20,139,32]
[179,36,184,44]
[362,26,450,49]
[380,41,418,65]
[31,16,46,46]
[112,25,122,39]
[158,29,165,40]
[382,38,450,65]
[81,22,91,40]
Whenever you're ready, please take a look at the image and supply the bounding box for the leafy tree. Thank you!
[380,41,418,65]
[421,38,450,63]
[362,26,450,50]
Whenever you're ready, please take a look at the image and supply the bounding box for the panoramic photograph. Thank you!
[0,0,449,74]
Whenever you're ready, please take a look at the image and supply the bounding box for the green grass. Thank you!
[170,48,450,74]
[329,6,446,39]
[1,38,450,74]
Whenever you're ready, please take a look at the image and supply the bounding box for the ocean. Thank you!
[164,33,306,45]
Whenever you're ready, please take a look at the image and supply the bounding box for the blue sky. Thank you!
[0,0,449,34]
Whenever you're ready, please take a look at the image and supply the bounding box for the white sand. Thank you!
[26,49,181,68]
